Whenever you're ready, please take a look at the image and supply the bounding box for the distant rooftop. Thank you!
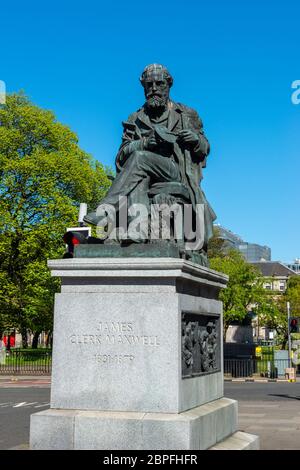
[252,261,297,277]
[286,258,300,265]
[284,259,300,274]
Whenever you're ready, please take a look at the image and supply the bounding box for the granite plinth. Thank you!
[30,257,259,449]
[30,398,239,450]
[48,258,226,413]
[209,431,260,450]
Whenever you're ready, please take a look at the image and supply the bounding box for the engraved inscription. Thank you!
[70,334,102,344]
[94,354,135,364]
[182,313,220,378]
[69,321,160,367]
[69,333,160,347]
[97,322,134,333]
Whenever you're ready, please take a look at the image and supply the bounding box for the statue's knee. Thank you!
[130,150,143,160]
[130,150,145,167]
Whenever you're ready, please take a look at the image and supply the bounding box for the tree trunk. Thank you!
[6,334,11,352]
[281,337,287,350]
[21,328,28,349]
[45,331,53,348]
[31,331,41,349]
[223,323,229,341]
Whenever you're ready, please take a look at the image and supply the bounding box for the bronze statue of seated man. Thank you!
[84,64,215,254]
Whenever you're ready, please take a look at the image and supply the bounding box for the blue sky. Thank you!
[1,0,299,262]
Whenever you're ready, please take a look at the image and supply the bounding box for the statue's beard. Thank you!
[146,94,168,110]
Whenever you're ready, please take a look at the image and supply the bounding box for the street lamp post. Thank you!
[287,301,291,367]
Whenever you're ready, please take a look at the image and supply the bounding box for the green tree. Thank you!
[256,276,300,349]
[207,226,227,259]
[209,250,262,339]
[285,276,300,317]
[252,291,284,344]
[0,93,111,346]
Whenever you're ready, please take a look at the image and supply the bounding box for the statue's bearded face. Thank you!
[143,78,170,110]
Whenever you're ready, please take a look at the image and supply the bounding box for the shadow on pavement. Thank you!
[268,393,300,400]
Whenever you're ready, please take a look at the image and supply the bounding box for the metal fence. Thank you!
[0,350,297,378]
[224,358,296,378]
[0,349,52,375]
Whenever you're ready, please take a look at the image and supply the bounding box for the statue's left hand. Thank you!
[177,130,199,146]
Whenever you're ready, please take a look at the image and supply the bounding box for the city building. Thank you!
[214,224,271,262]
[284,258,300,275]
[214,225,243,249]
[225,261,296,344]
[252,261,297,292]
[238,243,271,263]
[250,261,297,343]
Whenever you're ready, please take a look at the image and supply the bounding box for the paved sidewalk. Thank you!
[0,375,297,385]
[225,377,289,383]
[225,376,300,383]
[238,399,300,449]
[0,375,51,387]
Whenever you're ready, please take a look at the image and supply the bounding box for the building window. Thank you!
[279,282,285,291]
[264,283,272,290]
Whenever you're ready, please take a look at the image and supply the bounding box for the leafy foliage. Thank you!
[254,275,300,349]
[208,229,299,347]
[207,225,227,259]
[0,93,111,345]
[285,276,300,316]
[209,250,263,337]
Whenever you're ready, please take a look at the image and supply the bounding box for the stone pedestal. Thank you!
[30,258,259,450]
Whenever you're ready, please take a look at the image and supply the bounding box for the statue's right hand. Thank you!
[144,135,157,150]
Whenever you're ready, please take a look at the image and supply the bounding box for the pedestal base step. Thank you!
[209,431,259,450]
[30,398,239,450]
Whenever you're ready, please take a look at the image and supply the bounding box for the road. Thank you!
[0,386,50,450]
[0,381,299,449]
[225,381,300,450]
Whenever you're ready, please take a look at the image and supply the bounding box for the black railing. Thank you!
[0,349,52,375]
[224,358,294,378]
[0,350,297,378]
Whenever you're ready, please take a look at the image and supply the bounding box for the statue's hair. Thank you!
[140,64,173,87]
